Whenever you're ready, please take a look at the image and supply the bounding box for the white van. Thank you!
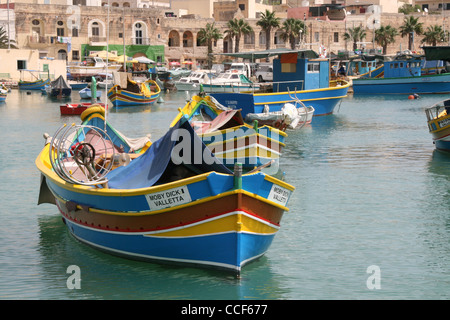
[255,65,273,82]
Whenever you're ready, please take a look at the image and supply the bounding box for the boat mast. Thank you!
[104,0,110,132]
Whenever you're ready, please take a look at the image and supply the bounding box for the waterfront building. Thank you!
[0,0,450,82]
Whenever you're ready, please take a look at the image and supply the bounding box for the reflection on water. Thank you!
[1,89,450,299]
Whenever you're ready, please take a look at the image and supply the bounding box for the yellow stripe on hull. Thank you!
[144,211,279,238]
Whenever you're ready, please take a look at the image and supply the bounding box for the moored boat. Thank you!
[60,102,106,115]
[171,94,286,172]
[36,107,294,273]
[352,53,450,95]
[210,49,350,117]
[425,99,450,153]
[18,78,50,90]
[107,72,161,107]
[46,75,72,98]
[79,87,102,99]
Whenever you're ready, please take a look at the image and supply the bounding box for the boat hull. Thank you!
[202,83,259,93]
[353,74,450,94]
[108,89,159,107]
[38,168,292,272]
[60,103,105,115]
[18,78,50,90]
[210,81,349,117]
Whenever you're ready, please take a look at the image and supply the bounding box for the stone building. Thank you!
[3,0,450,74]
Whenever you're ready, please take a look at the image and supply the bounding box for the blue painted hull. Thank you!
[64,217,275,271]
[18,78,50,90]
[210,81,350,117]
[353,73,450,94]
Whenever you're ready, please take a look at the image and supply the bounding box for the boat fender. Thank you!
[80,104,105,121]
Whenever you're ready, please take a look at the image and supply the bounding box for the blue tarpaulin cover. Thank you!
[106,118,232,189]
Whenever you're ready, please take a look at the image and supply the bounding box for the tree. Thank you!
[197,22,222,69]
[399,16,423,51]
[225,18,253,53]
[398,4,421,15]
[421,25,446,46]
[256,10,280,51]
[280,18,306,50]
[375,25,399,54]
[343,26,366,51]
[0,25,17,49]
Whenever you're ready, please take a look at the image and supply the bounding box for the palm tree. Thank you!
[280,18,306,50]
[399,16,423,51]
[421,25,446,46]
[375,25,399,54]
[225,18,253,53]
[256,10,280,51]
[0,26,17,49]
[343,26,366,51]
[197,22,222,69]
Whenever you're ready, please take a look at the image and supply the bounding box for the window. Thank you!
[57,21,64,37]
[239,4,245,10]
[32,19,40,26]
[281,63,296,73]
[72,50,80,60]
[72,27,79,37]
[92,22,99,36]
[17,60,27,70]
[307,63,320,73]
[333,32,339,42]
[135,23,143,45]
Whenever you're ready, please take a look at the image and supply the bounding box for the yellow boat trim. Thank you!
[206,132,285,148]
[36,144,210,196]
[428,113,450,133]
[144,211,279,238]
[170,95,288,138]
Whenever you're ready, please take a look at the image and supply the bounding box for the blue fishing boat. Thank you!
[18,78,50,90]
[171,94,287,172]
[352,53,450,95]
[18,70,51,90]
[79,87,102,99]
[107,73,161,107]
[0,93,6,102]
[210,49,350,117]
[36,106,294,273]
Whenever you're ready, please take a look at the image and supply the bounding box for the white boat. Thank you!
[175,70,216,91]
[97,73,114,89]
[68,57,122,79]
[201,70,260,93]
[245,102,315,130]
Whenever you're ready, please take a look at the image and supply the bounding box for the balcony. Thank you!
[89,36,107,46]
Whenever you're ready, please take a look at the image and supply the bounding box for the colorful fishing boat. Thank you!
[36,107,294,273]
[60,102,106,115]
[171,94,287,171]
[352,53,450,95]
[425,99,450,153]
[107,72,161,107]
[211,49,350,117]
[0,93,6,102]
[18,78,50,90]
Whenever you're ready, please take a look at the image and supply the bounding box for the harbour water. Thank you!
[0,88,449,300]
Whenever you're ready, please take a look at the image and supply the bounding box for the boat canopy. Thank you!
[50,75,70,89]
[106,118,232,189]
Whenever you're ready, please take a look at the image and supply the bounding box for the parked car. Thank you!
[255,65,273,82]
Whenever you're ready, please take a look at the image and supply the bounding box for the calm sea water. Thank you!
[0,87,449,300]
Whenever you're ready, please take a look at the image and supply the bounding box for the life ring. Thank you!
[80,104,105,121]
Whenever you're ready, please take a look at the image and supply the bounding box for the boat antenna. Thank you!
[104,0,110,132]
